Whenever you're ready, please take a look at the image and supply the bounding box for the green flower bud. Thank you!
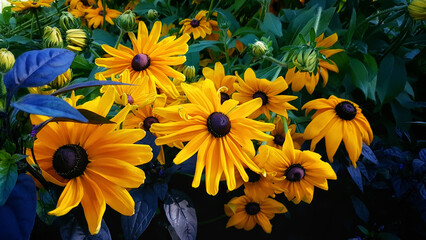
[251,40,268,58]
[117,10,137,32]
[147,9,158,20]
[0,48,15,73]
[66,29,88,52]
[59,11,79,32]
[183,65,196,82]
[292,48,319,73]
[43,26,63,48]
[408,0,426,20]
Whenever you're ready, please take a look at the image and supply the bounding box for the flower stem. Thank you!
[33,9,43,37]
[357,5,406,30]
[206,0,215,20]
[115,29,125,49]
[264,56,288,67]
[102,0,107,30]
[282,115,289,135]
[313,7,323,34]
[90,47,101,58]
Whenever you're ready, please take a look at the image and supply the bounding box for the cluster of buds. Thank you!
[117,10,137,32]
[66,29,88,52]
[0,49,15,73]
[42,26,63,48]
[59,11,79,31]
[250,37,272,58]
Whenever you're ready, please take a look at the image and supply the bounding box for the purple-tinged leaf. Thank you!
[361,143,378,165]
[4,49,75,98]
[11,94,87,122]
[59,214,111,240]
[347,163,363,192]
[164,189,197,240]
[51,80,132,96]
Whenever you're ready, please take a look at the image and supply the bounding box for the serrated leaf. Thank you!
[0,174,37,239]
[361,143,378,165]
[350,196,369,223]
[51,80,132,96]
[347,163,363,192]
[59,214,111,240]
[4,49,75,99]
[121,186,158,240]
[164,189,197,240]
[11,94,87,122]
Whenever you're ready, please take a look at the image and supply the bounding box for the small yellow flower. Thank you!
[8,0,54,12]
[84,0,121,29]
[179,10,212,40]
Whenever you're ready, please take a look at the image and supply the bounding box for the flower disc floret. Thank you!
[284,164,305,182]
[335,101,357,120]
[143,116,159,132]
[131,53,151,71]
[53,144,89,179]
[245,202,260,215]
[207,112,231,138]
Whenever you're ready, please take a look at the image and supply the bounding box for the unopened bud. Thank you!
[147,9,158,20]
[117,10,137,32]
[66,29,88,52]
[252,40,268,58]
[0,49,15,73]
[59,11,79,31]
[43,26,63,48]
[293,48,319,73]
[50,69,72,89]
[183,66,196,82]
[408,0,426,20]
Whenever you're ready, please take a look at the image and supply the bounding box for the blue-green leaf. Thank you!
[347,163,363,192]
[0,151,18,206]
[377,54,407,104]
[11,94,87,122]
[260,13,282,37]
[351,195,370,223]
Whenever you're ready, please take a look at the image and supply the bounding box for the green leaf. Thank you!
[377,54,407,104]
[4,35,32,45]
[260,13,282,37]
[186,40,221,54]
[92,29,117,47]
[351,195,370,223]
[185,52,200,72]
[71,54,94,70]
[349,57,369,98]
[357,225,370,235]
[2,6,12,24]
[133,1,157,15]
[36,188,56,225]
[345,8,357,48]
[0,151,18,206]
[214,8,240,33]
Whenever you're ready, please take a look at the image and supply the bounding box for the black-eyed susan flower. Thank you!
[202,61,238,104]
[27,88,153,234]
[179,10,212,40]
[285,33,344,94]
[95,21,190,99]
[233,68,297,120]
[123,94,184,164]
[8,0,54,12]
[239,166,276,200]
[150,80,275,195]
[224,193,287,233]
[84,0,121,29]
[257,131,337,204]
[265,116,304,150]
[302,95,373,167]
[99,69,156,108]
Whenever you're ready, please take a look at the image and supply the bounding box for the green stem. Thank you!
[33,9,43,37]
[282,115,289,135]
[115,29,125,48]
[102,0,107,30]
[261,112,276,146]
[357,5,406,30]
[206,0,215,20]
[313,7,323,34]
[264,56,288,67]
[89,47,101,58]
[199,214,226,225]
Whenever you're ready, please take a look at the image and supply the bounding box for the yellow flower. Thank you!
[84,0,121,29]
[233,68,298,120]
[8,0,54,12]
[202,62,238,104]
[285,33,344,94]
[161,23,176,37]
[99,69,156,108]
[95,21,190,99]
[50,68,72,89]
[150,80,275,195]
[27,88,153,234]
[302,95,373,167]
[123,94,184,164]
[256,132,337,204]
[179,10,212,40]
[224,193,287,233]
[66,29,88,52]
[408,0,426,20]
[266,116,304,150]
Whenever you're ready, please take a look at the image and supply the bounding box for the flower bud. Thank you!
[183,65,196,82]
[59,11,79,31]
[408,0,426,20]
[66,29,88,52]
[43,26,63,48]
[147,9,158,20]
[50,69,72,89]
[117,10,137,32]
[251,40,268,58]
[292,48,318,73]
[0,49,15,73]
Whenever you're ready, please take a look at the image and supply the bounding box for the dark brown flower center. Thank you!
[273,134,285,146]
[335,101,357,120]
[253,91,268,105]
[32,2,37,5]
[99,10,104,16]
[285,164,305,182]
[246,169,261,183]
[143,116,159,132]
[207,112,231,138]
[190,19,200,27]
[131,53,151,71]
[53,144,89,179]
[245,202,260,215]
[220,92,230,104]
[127,95,134,104]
